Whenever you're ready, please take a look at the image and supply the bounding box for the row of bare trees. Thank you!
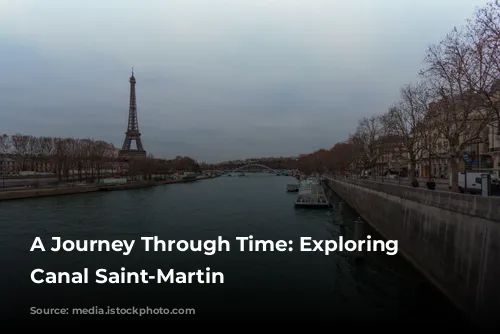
[133,155,201,181]
[0,134,202,182]
[147,156,200,174]
[0,133,117,181]
[297,1,500,192]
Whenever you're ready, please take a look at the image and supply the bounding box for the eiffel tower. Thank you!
[118,69,147,160]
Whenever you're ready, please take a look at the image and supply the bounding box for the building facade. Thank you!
[374,135,409,177]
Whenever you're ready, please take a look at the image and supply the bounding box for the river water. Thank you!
[0,173,468,323]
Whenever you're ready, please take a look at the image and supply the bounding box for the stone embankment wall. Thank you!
[327,178,500,322]
[0,175,217,202]
[0,186,99,201]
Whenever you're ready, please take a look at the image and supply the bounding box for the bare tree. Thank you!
[353,115,384,177]
[345,134,363,176]
[144,154,156,180]
[475,1,500,37]
[0,134,10,154]
[101,142,117,178]
[26,136,41,171]
[38,137,53,156]
[418,118,442,180]
[10,134,30,171]
[421,27,494,191]
[328,141,359,174]
[382,82,433,182]
[76,139,92,180]
[0,134,10,175]
[91,140,113,181]
[472,0,500,66]
[466,1,500,132]
[54,138,72,181]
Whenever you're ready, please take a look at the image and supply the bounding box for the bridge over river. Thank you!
[231,163,281,174]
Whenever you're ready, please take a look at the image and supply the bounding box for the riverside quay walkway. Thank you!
[325,176,500,325]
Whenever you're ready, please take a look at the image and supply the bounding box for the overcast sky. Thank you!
[0,0,489,162]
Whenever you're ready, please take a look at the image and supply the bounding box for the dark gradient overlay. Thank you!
[0,175,472,324]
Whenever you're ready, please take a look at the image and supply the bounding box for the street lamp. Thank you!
[1,158,4,189]
[463,152,470,192]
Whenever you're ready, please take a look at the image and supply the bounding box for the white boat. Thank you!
[294,183,329,208]
[298,178,319,189]
[286,184,299,192]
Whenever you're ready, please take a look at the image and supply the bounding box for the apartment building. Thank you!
[0,154,54,174]
[413,116,500,180]
[413,82,500,179]
[374,135,409,176]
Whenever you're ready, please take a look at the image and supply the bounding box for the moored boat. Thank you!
[286,184,299,192]
[294,183,329,208]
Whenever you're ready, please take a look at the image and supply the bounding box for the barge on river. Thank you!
[294,178,329,208]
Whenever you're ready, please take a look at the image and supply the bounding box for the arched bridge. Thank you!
[232,164,279,174]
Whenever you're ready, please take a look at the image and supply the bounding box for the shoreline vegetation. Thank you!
[0,175,216,202]
[280,1,500,194]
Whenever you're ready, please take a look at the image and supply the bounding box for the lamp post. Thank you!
[463,153,469,192]
[1,158,4,189]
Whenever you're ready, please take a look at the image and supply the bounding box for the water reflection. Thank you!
[0,174,467,323]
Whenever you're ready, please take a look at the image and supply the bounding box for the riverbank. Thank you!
[98,175,211,191]
[0,185,100,201]
[0,175,216,201]
[0,171,467,324]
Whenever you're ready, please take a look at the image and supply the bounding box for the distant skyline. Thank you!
[0,0,490,163]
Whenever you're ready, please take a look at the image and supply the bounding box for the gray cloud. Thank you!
[0,0,489,162]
